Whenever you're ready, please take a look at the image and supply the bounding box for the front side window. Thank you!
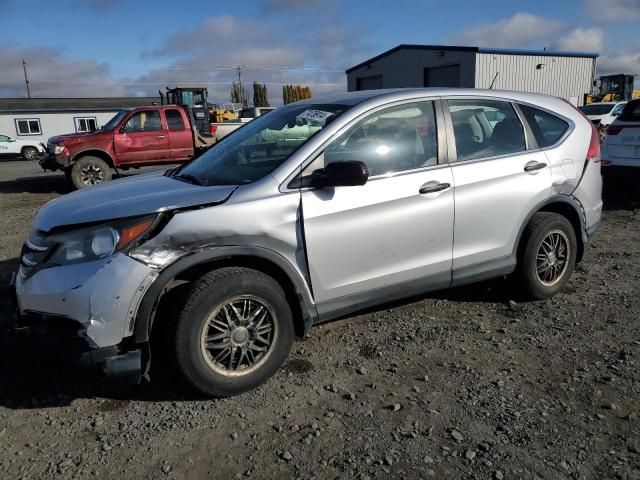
[0,135,10,142]
[174,104,349,186]
[519,105,569,148]
[15,118,41,136]
[165,109,186,131]
[322,101,438,177]
[123,111,162,132]
[75,117,97,133]
[448,99,525,161]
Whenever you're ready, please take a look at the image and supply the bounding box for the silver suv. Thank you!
[12,89,603,397]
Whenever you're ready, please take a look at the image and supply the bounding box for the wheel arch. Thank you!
[133,247,317,346]
[515,195,586,263]
[72,149,115,168]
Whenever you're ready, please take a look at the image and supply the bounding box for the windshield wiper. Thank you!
[175,172,205,186]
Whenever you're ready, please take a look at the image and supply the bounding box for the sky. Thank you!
[0,0,638,104]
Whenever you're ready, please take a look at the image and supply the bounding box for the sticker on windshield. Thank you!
[297,109,334,124]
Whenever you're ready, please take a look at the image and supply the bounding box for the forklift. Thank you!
[586,74,637,103]
[159,86,218,148]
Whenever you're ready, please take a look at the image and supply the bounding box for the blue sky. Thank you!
[0,0,638,102]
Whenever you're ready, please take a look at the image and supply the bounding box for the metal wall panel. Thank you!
[475,53,596,106]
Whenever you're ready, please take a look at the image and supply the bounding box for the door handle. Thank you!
[524,161,547,172]
[419,182,451,194]
[156,135,166,139]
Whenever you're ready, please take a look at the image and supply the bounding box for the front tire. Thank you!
[69,156,112,189]
[21,146,39,161]
[174,267,294,397]
[518,212,577,299]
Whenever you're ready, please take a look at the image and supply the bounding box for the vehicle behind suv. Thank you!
[13,88,602,397]
[579,101,626,141]
[41,106,204,189]
[601,98,640,174]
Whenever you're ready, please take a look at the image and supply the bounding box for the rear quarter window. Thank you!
[519,105,569,148]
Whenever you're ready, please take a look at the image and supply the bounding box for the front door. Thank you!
[300,100,454,309]
[114,110,170,164]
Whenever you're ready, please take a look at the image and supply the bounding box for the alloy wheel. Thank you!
[536,230,570,287]
[80,164,104,185]
[200,295,277,377]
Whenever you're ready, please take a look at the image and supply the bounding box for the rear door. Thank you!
[165,108,194,160]
[300,100,454,309]
[445,97,552,275]
[114,110,170,164]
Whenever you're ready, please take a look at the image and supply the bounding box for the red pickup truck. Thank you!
[41,105,213,189]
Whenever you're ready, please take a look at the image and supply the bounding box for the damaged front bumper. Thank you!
[12,254,158,381]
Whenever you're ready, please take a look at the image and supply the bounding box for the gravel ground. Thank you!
[0,160,638,480]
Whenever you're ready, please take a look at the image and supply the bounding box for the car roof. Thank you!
[296,88,566,108]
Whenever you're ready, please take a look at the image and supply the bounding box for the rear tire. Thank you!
[518,212,577,300]
[69,156,112,189]
[174,267,294,397]
[21,146,38,161]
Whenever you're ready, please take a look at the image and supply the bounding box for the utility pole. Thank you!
[236,66,242,105]
[22,60,32,99]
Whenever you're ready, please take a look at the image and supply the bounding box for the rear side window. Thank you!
[165,109,186,131]
[619,99,640,122]
[519,105,569,148]
[448,99,525,161]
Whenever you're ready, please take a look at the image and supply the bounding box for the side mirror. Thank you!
[311,161,369,188]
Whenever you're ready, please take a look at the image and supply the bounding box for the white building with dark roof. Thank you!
[0,97,158,142]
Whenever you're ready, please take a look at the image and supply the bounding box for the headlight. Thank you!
[52,144,65,154]
[47,216,156,265]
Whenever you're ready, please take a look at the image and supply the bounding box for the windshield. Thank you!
[175,104,349,186]
[579,104,614,116]
[103,110,130,131]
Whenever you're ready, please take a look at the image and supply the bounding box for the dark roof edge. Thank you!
[345,44,478,74]
[346,44,599,74]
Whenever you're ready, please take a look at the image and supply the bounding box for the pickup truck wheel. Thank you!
[69,156,112,189]
[174,267,294,397]
[518,212,577,300]
[21,146,39,161]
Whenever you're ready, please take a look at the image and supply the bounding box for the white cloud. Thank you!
[551,27,604,53]
[587,0,640,21]
[449,12,565,48]
[0,44,127,97]
[597,51,640,75]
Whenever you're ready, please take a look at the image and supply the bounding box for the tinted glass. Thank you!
[520,105,569,148]
[175,104,349,186]
[611,103,626,115]
[0,135,9,142]
[449,100,525,161]
[104,110,129,131]
[166,109,186,131]
[323,101,438,176]
[619,99,640,122]
[579,104,615,116]
[124,111,162,132]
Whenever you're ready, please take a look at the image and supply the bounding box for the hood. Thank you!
[48,130,107,144]
[34,171,237,232]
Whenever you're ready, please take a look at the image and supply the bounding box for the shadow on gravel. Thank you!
[603,173,640,211]
[0,175,71,195]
